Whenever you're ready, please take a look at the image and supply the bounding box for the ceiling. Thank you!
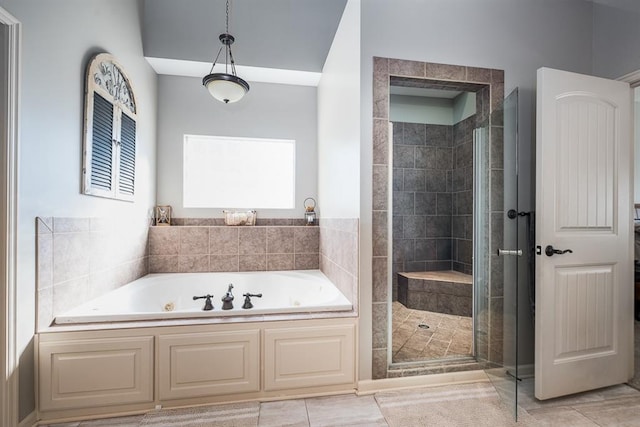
[142,0,639,86]
[143,0,348,81]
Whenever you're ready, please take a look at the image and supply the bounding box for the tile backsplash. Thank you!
[148,225,320,273]
[36,216,149,331]
[320,218,359,314]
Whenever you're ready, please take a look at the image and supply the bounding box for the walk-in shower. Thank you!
[389,87,490,365]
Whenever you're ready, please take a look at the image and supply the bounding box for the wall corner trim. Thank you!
[619,69,640,87]
[0,6,21,427]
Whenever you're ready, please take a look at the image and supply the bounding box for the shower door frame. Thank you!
[370,57,506,378]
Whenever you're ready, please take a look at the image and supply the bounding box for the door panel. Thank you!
[535,67,633,400]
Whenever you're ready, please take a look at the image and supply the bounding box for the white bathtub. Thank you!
[54,270,352,324]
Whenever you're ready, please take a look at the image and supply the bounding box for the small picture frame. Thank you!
[155,205,171,226]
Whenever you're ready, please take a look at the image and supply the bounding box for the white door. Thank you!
[535,67,633,400]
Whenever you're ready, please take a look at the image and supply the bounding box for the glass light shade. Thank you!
[203,73,250,104]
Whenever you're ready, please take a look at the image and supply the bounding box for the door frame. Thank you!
[0,6,20,427]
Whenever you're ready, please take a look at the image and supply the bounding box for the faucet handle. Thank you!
[242,293,262,309]
[193,294,214,311]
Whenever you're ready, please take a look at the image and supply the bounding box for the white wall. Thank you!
[0,0,158,419]
[592,0,640,79]
[317,0,361,219]
[156,75,317,219]
[359,0,594,380]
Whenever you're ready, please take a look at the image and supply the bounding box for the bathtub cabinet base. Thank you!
[38,336,154,412]
[264,324,355,391]
[158,329,261,400]
[37,318,356,423]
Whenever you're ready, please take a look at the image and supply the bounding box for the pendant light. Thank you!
[202,0,250,103]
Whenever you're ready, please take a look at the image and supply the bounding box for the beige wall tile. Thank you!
[466,66,492,83]
[373,57,389,120]
[266,227,294,253]
[373,119,390,165]
[294,253,319,270]
[267,254,294,271]
[180,227,209,254]
[210,227,239,254]
[294,227,319,253]
[372,211,388,257]
[372,349,388,380]
[389,59,425,77]
[53,217,90,233]
[424,62,466,80]
[149,226,180,255]
[210,254,239,272]
[37,233,53,290]
[179,254,209,272]
[372,165,388,211]
[149,255,179,273]
[239,227,266,255]
[37,287,53,331]
[52,232,90,284]
[239,254,266,271]
[90,231,115,272]
[372,257,388,303]
[53,277,89,315]
[37,216,53,234]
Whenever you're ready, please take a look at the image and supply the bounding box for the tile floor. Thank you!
[43,379,640,426]
[392,301,472,363]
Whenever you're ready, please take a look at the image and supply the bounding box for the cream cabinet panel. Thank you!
[264,324,355,391]
[39,336,154,411]
[159,329,260,400]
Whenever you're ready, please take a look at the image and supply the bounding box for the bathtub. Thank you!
[54,270,352,324]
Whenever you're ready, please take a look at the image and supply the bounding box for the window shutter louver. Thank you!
[118,113,136,197]
[90,93,114,192]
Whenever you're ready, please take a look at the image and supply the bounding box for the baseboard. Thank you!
[516,363,534,379]
[18,410,37,427]
[356,369,489,395]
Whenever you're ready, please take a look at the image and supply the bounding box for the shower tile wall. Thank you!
[392,119,474,299]
[452,115,476,275]
[372,57,505,379]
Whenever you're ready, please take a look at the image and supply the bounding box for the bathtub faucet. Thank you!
[221,284,234,310]
[193,294,214,311]
[242,293,262,309]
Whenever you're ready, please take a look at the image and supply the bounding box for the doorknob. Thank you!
[544,245,573,257]
[497,249,522,256]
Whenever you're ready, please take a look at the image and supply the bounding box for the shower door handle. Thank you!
[497,249,522,256]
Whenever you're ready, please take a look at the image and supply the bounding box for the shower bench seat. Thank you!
[397,270,472,317]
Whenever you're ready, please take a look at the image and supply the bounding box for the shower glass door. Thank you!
[485,88,520,420]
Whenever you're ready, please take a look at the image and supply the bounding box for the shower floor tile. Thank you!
[392,301,472,363]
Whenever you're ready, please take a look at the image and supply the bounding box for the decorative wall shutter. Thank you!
[82,53,137,201]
